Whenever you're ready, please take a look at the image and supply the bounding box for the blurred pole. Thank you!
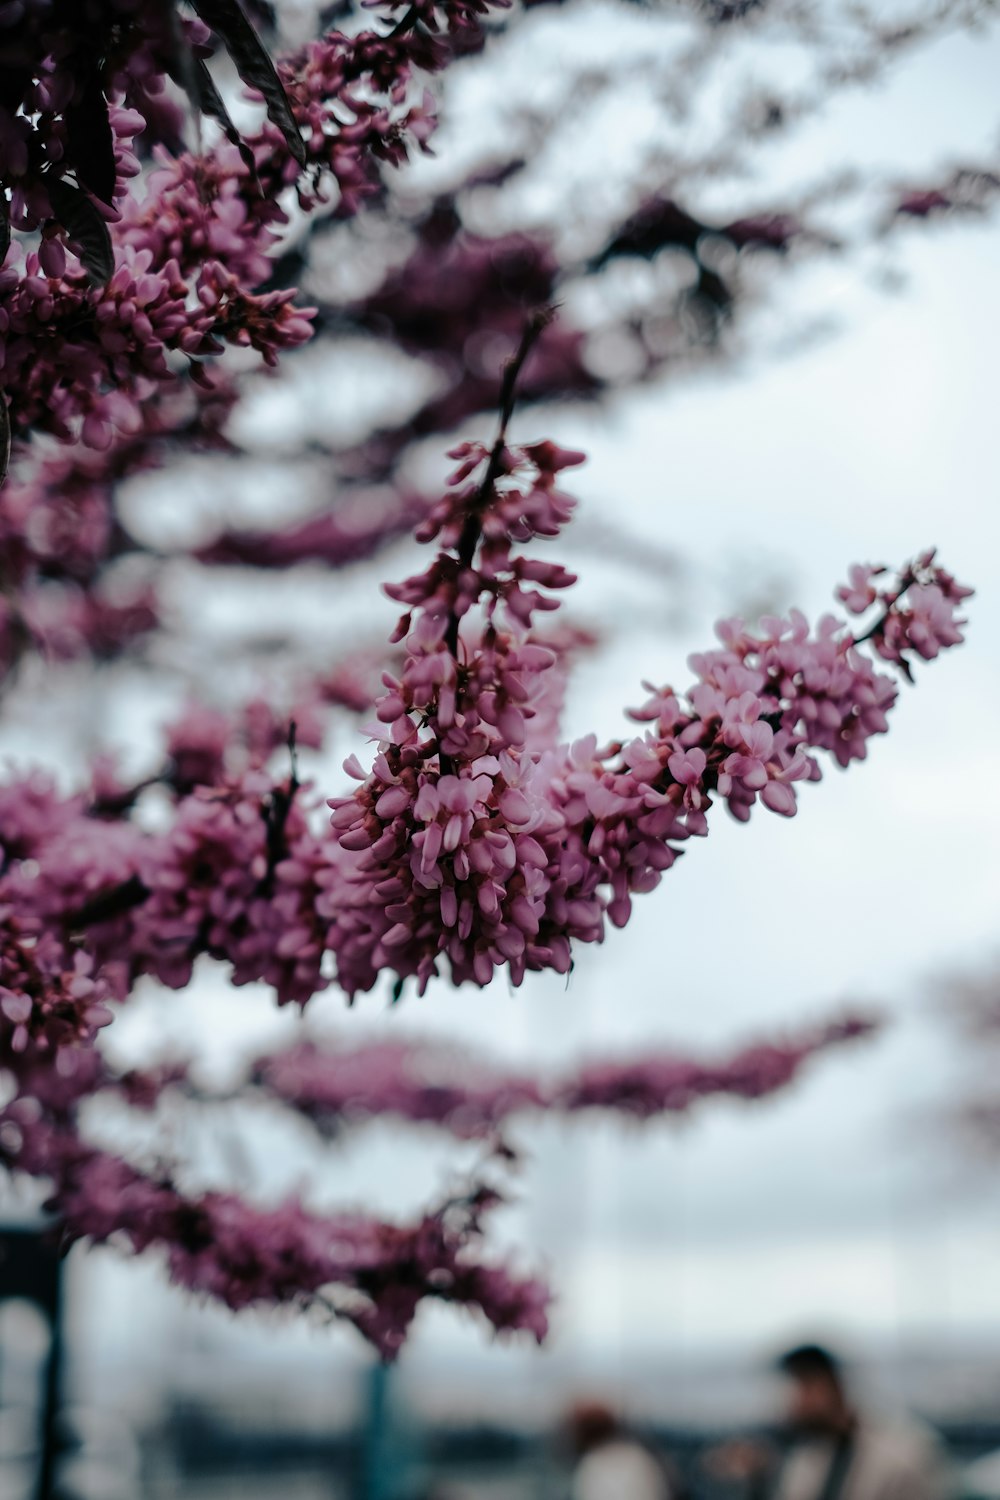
[361,1360,395,1500]
[0,1221,64,1500]
[35,1262,63,1500]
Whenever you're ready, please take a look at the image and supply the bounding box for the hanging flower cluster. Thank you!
[327,427,971,998]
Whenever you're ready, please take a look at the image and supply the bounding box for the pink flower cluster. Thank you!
[248,1018,876,1136]
[0,897,871,1357]
[555,1018,876,1119]
[263,37,433,220]
[195,486,432,570]
[205,0,509,234]
[0,0,150,226]
[0,369,238,677]
[0,752,335,1008]
[114,774,334,1006]
[120,145,280,287]
[328,437,972,997]
[253,1037,546,1137]
[163,692,329,794]
[0,1114,548,1357]
[0,893,548,1357]
[89,669,379,811]
[0,247,187,444]
[835,550,972,676]
[0,0,520,459]
[0,233,313,451]
[328,437,586,993]
[1,571,160,672]
[0,773,86,862]
[0,915,113,1059]
[1,448,116,587]
[0,987,867,1354]
[0,430,971,1017]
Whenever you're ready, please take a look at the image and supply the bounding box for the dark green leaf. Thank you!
[46,178,115,287]
[168,40,259,176]
[65,67,117,206]
[243,0,277,33]
[187,0,307,167]
[190,55,260,178]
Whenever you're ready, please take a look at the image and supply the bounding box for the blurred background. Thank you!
[2,0,1000,1495]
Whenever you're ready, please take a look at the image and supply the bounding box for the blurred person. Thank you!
[708,1343,955,1500]
[565,1400,682,1500]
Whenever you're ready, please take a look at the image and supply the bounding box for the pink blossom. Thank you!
[836,563,884,615]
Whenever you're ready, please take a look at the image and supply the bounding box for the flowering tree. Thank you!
[0,0,982,1358]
